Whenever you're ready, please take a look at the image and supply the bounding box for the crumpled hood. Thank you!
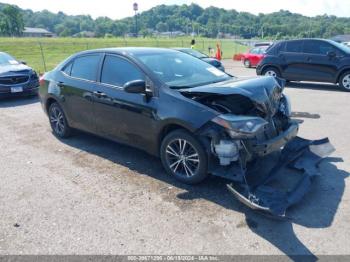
[0,64,32,76]
[180,76,286,116]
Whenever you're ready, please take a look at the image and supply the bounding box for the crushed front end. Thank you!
[181,76,335,218]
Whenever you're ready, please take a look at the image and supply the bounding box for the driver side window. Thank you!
[101,55,145,87]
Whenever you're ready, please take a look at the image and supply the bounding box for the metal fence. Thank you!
[0,38,260,73]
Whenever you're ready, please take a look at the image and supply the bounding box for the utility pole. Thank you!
[133,2,138,37]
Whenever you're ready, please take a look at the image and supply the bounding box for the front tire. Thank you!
[339,71,350,92]
[262,67,281,78]
[48,102,72,138]
[160,130,208,184]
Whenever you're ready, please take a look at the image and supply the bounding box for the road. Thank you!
[0,60,349,257]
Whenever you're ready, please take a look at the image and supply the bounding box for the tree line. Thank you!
[0,2,349,39]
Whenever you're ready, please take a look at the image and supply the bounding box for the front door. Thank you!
[301,40,341,82]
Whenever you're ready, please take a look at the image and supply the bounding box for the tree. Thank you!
[0,5,24,36]
[156,22,168,32]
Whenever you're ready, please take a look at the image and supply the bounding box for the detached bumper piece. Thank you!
[227,137,335,218]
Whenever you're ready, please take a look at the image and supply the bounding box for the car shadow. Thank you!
[59,132,347,259]
[286,82,341,92]
[0,95,39,108]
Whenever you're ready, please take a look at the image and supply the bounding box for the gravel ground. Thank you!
[0,60,349,257]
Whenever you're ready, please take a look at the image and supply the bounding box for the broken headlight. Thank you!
[212,114,268,138]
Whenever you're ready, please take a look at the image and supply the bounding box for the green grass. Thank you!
[0,37,248,73]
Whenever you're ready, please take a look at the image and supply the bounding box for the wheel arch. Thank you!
[45,97,58,114]
[157,123,196,156]
[336,68,350,83]
[261,64,282,75]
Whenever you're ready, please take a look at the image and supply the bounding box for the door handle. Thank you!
[306,57,312,62]
[57,81,64,88]
[93,91,108,98]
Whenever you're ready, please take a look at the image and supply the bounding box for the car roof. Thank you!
[73,47,179,57]
[281,38,331,43]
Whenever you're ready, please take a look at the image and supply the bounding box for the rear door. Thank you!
[302,40,341,82]
[60,54,102,132]
[279,40,307,80]
[93,54,158,149]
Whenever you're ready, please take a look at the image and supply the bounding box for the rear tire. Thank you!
[243,59,251,68]
[262,67,281,78]
[160,130,208,185]
[48,102,72,138]
[339,71,350,92]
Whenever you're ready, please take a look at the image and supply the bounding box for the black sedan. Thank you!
[174,48,225,71]
[0,52,39,98]
[39,48,333,217]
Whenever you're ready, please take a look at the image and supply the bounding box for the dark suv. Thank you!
[256,39,350,91]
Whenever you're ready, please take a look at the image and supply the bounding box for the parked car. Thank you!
[343,42,350,48]
[0,52,39,98]
[39,48,332,217]
[174,48,225,71]
[241,46,268,68]
[256,38,350,91]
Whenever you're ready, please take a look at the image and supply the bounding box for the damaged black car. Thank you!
[39,48,334,218]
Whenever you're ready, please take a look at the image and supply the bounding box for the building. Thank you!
[23,27,55,38]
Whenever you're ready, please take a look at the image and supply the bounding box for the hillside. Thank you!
[0,2,349,38]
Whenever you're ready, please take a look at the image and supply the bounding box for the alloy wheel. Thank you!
[265,70,277,77]
[165,139,200,178]
[342,74,350,90]
[50,106,65,136]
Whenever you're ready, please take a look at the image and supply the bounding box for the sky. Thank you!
[1,0,349,19]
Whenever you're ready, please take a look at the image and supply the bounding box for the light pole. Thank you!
[133,2,138,37]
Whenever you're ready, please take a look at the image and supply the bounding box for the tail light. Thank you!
[39,75,45,86]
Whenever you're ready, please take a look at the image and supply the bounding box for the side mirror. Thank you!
[124,80,146,94]
[327,51,336,58]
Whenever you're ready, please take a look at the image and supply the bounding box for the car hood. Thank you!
[201,57,221,66]
[179,76,285,116]
[0,64,32,76]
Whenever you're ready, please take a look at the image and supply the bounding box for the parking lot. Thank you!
[0,60,349,257]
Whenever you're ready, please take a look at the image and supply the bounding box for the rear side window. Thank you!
[62,62,72,75]
[266,42,282,55]
[285,41,303,53]
[70,55,101,81]
[250,48,259,54]
[303,41,336,55]
[101,55,144,87]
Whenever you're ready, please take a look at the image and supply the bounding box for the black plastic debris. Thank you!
[227,137,335,218]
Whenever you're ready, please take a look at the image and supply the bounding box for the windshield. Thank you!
[0,53,19,66]
[135,51,231,88]
[329,40,350,54]
[181,49,208,59]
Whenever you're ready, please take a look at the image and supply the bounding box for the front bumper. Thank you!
[227,137,335,218]
[0,80,39,98]
[248,122,299,157]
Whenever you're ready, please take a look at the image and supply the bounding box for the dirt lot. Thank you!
[0,60,349,257]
